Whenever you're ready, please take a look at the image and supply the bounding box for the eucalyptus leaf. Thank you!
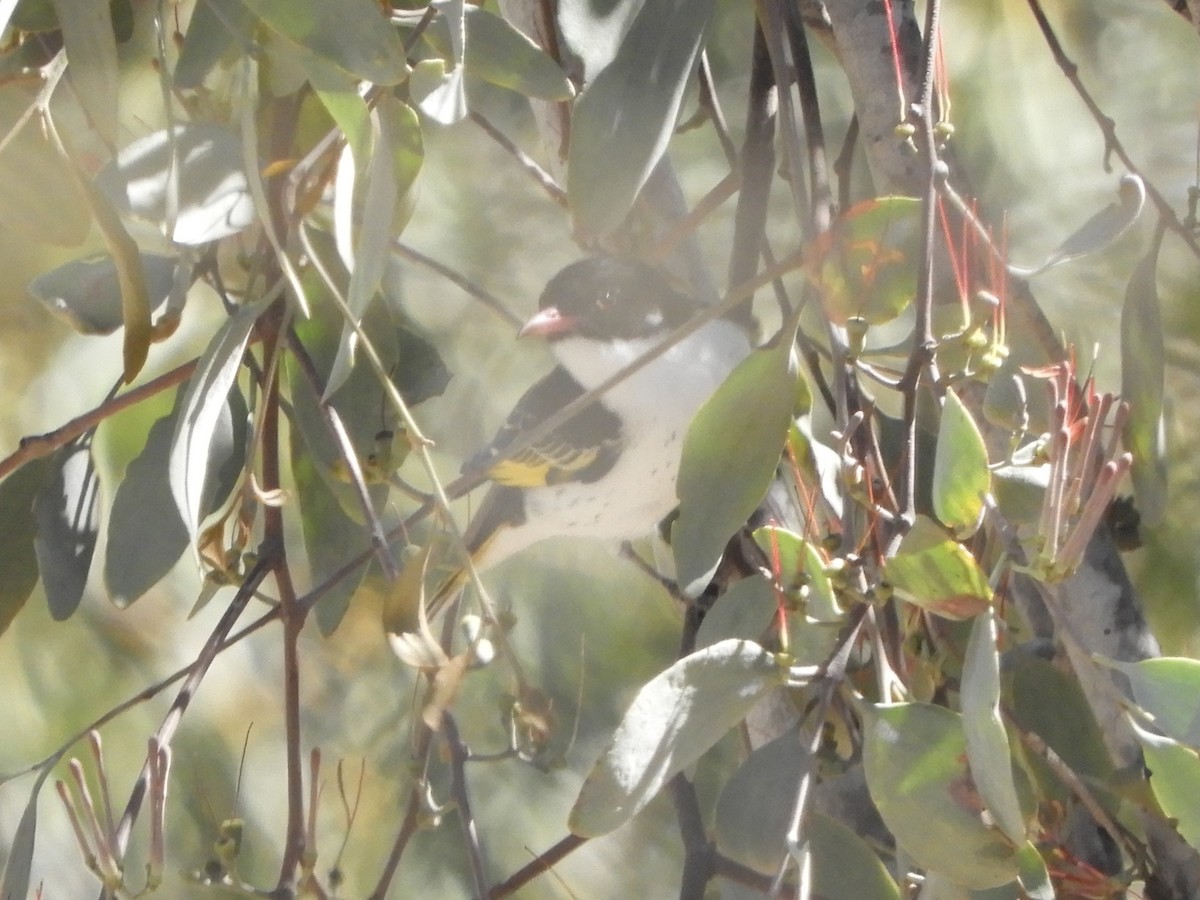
[752,525,840,622]
[169,302,261,551]
[1121,242,1167,526]
[51,0,119,145]
[567,0,717,237]
[326,104,402,398]
[410,58,467,125]
[96,123,256,245]
[569,639,785,837]
[0,457,55,638]
[961,609,1026,844]
[932,389,990,538]
[236,0,406,84]
[293,442,371,635]
[33,443,100,621]
[1007,650,1114,784]
[28,252,178,336]
[1014,841,1054,900]
[694,572,776,650]
[1131,719,1200,848]
[0,768,53,900]
[107,385,247,607]
[424,6,574,100]
[882,515,992,620]
[864,702,1019,889]
[174,0,255,89]
[1009,174,1145,277]
[805,197,920,326]
[673,339,794,594]
[1101,656,1200,748]
[714,727,808,873]
[558,0,645,79]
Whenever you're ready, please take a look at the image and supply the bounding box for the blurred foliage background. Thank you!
[1,0,1199,896]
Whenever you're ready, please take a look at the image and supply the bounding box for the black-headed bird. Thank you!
[430,256,752,616]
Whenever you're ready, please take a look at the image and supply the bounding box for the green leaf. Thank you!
[174,0,255,89]
[425,7,574,100]
[1006,650,1114,785]
[96,123,255,245]
[673,339,794,593]
[567,0,717,238]
[569,639,785,837]
[991,464,1048,526]
[933,389,990,538]
[169,302,261,552]
[0,458,56,638]
[805,196,920,326]
[810,811,904,900]
[236,0,406,85]
[1014,841,1054,900]
[864,702,1020,889]
[1013,174,1145,277]
[33,443,100,621]
[0,768,53,900]
[961,609,1026,844]
[51,0,119,145]
[106,386,247,607]
[882,516,992,620]
[28,252,178,336]
[411,0,467,123]
[752,525,841,622]
[292,442,371,635]
[1131,719,1200,848]
[1121,242,1167,527]
[558,0,644,79]
[1101,656,1200,748]
[694,573,776,650]
[714,727,808,874]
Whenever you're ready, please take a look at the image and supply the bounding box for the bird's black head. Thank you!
[525,257,697,342]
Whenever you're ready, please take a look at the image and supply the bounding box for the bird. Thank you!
[426,256,752,617]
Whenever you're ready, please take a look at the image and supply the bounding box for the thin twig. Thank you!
[109,547,278,863]
[469,111,568,211]
[0,359,198,482]
[392,241,523,329]
[443,714,492,898]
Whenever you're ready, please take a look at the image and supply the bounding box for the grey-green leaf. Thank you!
[169,303,260,550]
[1121,242,1167,526]
[237,0,406,85]
[0,458,56,639]
[694,573,776,650]
[570,639,784,837]
[0,768,52,900]
[714,727,808,873]
[174,0,255,89]
[567,0,717,237]
[96,123,255,245]
[106,386,247,607]
[864,703,1019,889]
[961,609,1026,844]
[558,0,645,79]
[673,339,794,594]
[29,253,178,336]
[51,0,119,145]
[33,443,100,621]
[425,7,574,100]
[932,389,989,538]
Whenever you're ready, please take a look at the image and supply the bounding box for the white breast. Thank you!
[512,318,750,547]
